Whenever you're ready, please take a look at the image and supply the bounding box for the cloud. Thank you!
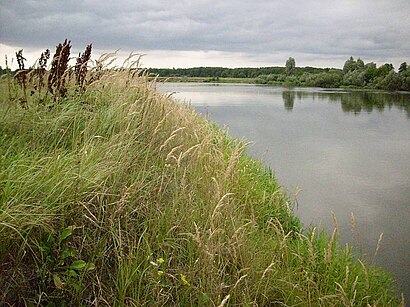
[1,0,409,68]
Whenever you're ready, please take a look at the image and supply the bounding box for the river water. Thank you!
[157,82,410,300]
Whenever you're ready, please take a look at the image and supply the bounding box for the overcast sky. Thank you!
[1,0,409,69]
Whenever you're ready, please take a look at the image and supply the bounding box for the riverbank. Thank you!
[0,69,404,305]
[154,76,410,93]
[154,76,256,83]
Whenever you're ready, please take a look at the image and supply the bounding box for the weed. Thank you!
[75,43,92,91]
[14,49,29,107]
[48,39,71,99]
[34,48,51,94]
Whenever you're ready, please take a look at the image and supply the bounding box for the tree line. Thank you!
[147,56,410,91]
[147,65,329,79]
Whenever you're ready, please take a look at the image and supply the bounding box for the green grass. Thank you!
[0,70,403,306]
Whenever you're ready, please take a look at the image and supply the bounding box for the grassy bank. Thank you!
[0,60,404,305]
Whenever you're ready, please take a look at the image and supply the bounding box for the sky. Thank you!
[1,0,409,70]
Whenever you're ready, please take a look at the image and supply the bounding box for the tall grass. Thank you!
[0,47,403,306]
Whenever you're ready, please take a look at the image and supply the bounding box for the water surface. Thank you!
[158,83,410,300]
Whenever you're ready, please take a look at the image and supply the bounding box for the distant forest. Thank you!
[148,57,410,91]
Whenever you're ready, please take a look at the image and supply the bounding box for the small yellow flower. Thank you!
[157,270,164,277]
[157,257,165,265]
[180,274,190,286]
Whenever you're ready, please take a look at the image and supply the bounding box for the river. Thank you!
[157,82,410,301]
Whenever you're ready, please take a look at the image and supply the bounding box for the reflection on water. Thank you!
[282,91,295,111]
[157,83,410,300]
[282,89,410,116]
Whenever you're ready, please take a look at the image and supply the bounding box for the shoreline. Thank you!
[152,76,410,93]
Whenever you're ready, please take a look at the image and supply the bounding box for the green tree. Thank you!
[343,56,357,74]
[285,57,296,76]
[378,71,401,91]
[401,76,410,91]
[343,70,365,87]
[361,62,378,84]
[399,62,408,73]
[377,63,394,77]
[313,71,343,88]
[356,58,365,70]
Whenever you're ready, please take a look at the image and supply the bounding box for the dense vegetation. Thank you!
[148,65,328,79]
[0,43,404,305]
[148,57,410,91]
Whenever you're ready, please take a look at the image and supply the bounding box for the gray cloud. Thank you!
[1,0,409,67]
